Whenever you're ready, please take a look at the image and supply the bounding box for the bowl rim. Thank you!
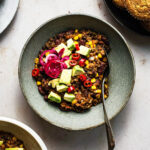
[0,0,20,34]
[0,117,47,150]
[18,13,136,130]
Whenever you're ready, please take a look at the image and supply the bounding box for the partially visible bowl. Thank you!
[19,14,135,130]
[0,117,47,150]
[103,0,150,36]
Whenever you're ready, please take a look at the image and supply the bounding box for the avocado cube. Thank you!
[64,93,75,102]
[5,148,24,150]
[62,49,71,58]
[72,65,85,76]
[0,141,3,146]
[59,69,72,85]
[49,78,59,88]
[67,39,75,51]
[55,43,71,58]
[55,43,68,53]
[56,84,68,92]
[77,45,91,56]
[48,91,61,103]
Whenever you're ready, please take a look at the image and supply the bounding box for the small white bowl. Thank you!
[0,117,47,150]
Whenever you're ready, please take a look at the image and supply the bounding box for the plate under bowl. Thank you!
[19,14,135,130]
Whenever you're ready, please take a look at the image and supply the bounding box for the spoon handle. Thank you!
[102,78,115,150]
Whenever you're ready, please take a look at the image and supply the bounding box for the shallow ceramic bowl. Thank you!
[0,117,47,150]
[19,14,135,130]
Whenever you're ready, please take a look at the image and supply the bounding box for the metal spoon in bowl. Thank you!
[101,54,115,150]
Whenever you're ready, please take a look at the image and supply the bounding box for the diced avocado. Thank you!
[56,84,68,92]
[77,45,91,56]
[55,43,68,53]
[5,148,24,150]
[65,60,71,68]
[59,69,72,85]
[67,39,75,51]
[49,79,59,88]
[48,91,61,103]
[0,141,3,146]
[72,65,85,76]
[55,43,71,58]
[62,49,71,58]
[64,93,75,102]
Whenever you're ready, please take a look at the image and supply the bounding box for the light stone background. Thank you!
[0,0,150,149]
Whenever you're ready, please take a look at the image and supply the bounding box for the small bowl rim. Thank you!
[0,117,47,150]
[18,13,136,130]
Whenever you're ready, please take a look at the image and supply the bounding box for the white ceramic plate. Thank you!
[0,0,19,34]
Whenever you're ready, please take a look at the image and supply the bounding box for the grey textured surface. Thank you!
[19,14,135,130]
[0,0,150,149]
[0,0,19,34]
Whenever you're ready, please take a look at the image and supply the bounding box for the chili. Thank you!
[72,53,80,60]
[32,68,39,77]
[79,58,86,67]
[79,74,87,82]
[68,86,75,93]
[75,44,80,50]
[84,80,92,87]
[69,60,77,67]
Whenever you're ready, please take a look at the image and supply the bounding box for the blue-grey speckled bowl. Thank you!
[18,14,135,130]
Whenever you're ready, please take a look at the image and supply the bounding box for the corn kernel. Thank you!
[72,99,77,104]
[104,94,108,99]
[91,44,94,48]
[74,36,78,40]
[96,94,101,98]
[94,89,102,94]
[91,78,96,83]
[103,57,107,62]
[43,58,46,62]
[105,84,108,89]
[37,81,41,86]
[96,73,99,77]
[91,85,97,90]
[78,34,82,38]
[101,49,105,55]
[75,29,78,33]
[89,41,92,45]
[98,53,102,58]
[20,144,23,148]
[45,52,50,56]
[34,64,38,68]
[34,58,39,64]
[86,42,89,45]
[74,41,78,44]
[86,64,89,69]
[85,60,89,65]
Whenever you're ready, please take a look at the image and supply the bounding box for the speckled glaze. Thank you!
[0,0,19,34]
[0,117,47,150]
[18,14,135,130]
